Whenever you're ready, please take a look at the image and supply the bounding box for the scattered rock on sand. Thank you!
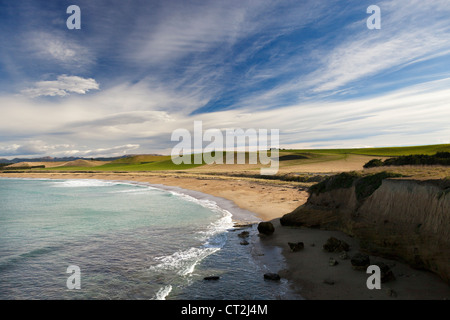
[238,231,250,238]
[374,262,396,283]
[387,288,397,297]
[323,237,350,253]
[288,242,304,252]
[329,257,339,266]
[264,273,281,281]
[258,222,275,236]
[351,253,370,270]
[339,251,349,260]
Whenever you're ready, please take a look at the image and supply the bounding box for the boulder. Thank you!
[323,237,350,253]
[351,253,370,270]
[263,273,281,281]
[204,276,220,281]
[240,240,249,245]
[257,222,275,235]
[288,242,304,252]
[375,262,396,283]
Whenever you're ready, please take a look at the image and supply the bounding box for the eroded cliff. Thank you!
[280,172,450,284]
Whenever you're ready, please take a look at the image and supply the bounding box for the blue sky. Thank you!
[0,0,450,158]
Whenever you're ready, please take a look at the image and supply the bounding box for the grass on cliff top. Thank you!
[284,143,450,157]
[309,171,404,201]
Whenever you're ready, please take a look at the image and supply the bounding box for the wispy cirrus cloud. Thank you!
[21,75,99,98]
[1,0,450,158]
[3,76,450,158]
[303,1,450,94]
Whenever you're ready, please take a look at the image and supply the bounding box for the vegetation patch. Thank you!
[355,172,403,201]
[2,165,45,170]
[309,171,361,195]
[278,154,309,161]
[309,171,403,202]
[364,152,450,168]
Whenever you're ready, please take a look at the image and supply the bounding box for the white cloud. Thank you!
[21,75,99,98]
[2,77,450,157]
[227,0,450,109]
[26,31,94,70]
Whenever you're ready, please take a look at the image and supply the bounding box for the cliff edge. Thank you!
[280,172,450,284]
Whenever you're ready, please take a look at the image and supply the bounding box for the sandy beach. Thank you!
[1,171,449,300]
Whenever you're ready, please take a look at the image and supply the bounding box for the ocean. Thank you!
[0,178,297,300]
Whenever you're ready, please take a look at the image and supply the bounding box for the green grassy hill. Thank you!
[33,144,450,172]
[285,144,450,157]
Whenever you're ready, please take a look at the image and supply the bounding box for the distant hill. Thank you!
[59,159,109,167]
[0,155,130,164]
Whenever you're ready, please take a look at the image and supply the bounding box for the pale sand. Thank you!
[1,171,449,300]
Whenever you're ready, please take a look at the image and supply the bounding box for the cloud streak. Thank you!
[21,75,99,98]
[1,77,450,157]
[0,0,449,157]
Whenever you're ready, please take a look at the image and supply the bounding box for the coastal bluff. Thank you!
[280,172,450,284]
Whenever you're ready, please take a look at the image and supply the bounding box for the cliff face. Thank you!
[280,177,450,284]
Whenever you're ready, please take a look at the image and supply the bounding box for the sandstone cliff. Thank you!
[280,172,450,284]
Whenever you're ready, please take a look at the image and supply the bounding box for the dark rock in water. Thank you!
[233,222,255,229]
[204,276,220,281]
[329,257,338,266]
[288,242,304,252]
[351,253,370,270]
[240,240,249,245]
[375,262,396,283]
[263,273,281,281]
[238,231,250,238]
[258,222,275,235]
[323,237,350,253]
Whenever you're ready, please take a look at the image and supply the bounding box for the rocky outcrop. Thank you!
[280,175,450,284]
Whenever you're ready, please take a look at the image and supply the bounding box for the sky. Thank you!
[0,0,450,158]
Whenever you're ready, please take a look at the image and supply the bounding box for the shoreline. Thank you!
[1,172,449,300]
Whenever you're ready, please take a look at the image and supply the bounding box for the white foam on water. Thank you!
[107,188,153,194]
[153,285,172,300]
[50,179,120,188]
[149,247,220,276]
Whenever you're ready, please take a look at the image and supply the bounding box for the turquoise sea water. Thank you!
[0,178,295,300]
